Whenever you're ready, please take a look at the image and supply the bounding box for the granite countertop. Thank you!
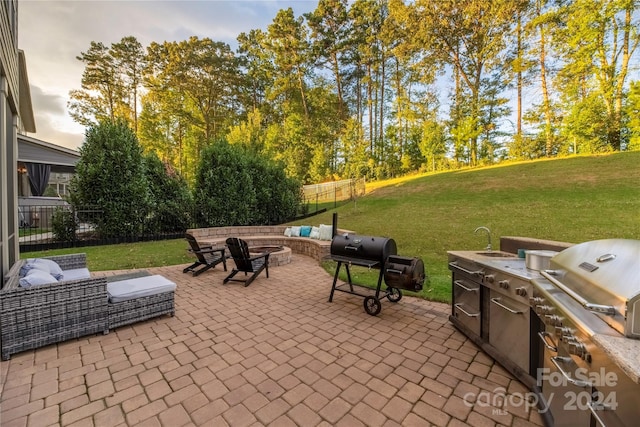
[592,333,640,384]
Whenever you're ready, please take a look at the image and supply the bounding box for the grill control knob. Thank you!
[485,274,495,284]
[536,305,554,315]
[569,341,587,358]
[545,315,563,326]
[530,297,544,305]
[515,287,528,297]
[499,280,509,289]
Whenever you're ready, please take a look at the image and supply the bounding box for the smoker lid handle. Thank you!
[540,270,617,316]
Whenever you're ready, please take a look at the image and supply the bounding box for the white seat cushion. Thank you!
[107,275,176,303]
[62,268,91,281]
[19,269,58,287]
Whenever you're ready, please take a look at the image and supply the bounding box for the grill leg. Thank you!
[374,269,385,299]
[345,264,354,293]
[328,262,343,302]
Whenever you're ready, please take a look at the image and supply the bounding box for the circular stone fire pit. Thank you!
[249,246,291,266]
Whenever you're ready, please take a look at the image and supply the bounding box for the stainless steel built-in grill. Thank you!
[539,239,640,338]
[530,239,640,427]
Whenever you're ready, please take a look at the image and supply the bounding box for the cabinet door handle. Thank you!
[587,401,618,427]
[449,262,482,277]
[491,297,524,314]
[538,331,558,352]
[550,356,591,388]
[454,280,479,292]
[454,303,480,318]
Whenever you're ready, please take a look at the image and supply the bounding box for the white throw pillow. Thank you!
[20,258,64,280]
[291,226,301,237]
[309,226,320,239]
[284,227,292,237]
[318,224,333,241]
[19,269,59,288]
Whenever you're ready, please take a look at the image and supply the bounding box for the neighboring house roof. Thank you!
[18,134,80,170]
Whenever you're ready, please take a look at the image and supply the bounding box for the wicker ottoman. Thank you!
[107,275,176,331]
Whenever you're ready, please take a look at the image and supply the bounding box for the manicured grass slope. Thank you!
[304,152,640,302]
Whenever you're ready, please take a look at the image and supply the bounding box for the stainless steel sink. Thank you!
[475,251,518,258]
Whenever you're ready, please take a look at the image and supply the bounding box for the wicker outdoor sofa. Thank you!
[1,254,175,360]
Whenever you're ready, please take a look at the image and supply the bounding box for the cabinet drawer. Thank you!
[452,277,481,336]
[453,278,480,309]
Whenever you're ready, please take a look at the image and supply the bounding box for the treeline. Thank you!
[69,0,640,184]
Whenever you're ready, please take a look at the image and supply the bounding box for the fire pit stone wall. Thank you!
[187,226,355,263]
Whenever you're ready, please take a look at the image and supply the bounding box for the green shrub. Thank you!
[51,207,77,242]
[144,152,193,232]
[70,120,151,238]
[194,141,302,227]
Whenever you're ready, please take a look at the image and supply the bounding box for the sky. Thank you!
[18,0,319,151]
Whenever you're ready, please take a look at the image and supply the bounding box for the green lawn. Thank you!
[24,151,640,303]
[293,151,640,302]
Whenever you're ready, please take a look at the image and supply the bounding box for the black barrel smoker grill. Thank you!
[328,233,426,315]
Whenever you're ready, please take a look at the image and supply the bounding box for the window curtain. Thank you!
[26,163,51,196]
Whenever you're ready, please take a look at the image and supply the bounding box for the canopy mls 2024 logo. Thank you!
[462,367,618,416]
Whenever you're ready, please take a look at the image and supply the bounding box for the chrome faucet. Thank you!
[474,226,492,251]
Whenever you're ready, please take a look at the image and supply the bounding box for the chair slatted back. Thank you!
[225,237,254,272]
[185,234,207,263]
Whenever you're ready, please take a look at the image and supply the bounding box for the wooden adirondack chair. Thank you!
[223,237,270,287]
[183,233,227,276]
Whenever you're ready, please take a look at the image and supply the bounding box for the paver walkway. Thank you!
[0,254,544,426]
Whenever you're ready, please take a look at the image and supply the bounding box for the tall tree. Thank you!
[266,8,312,120]
[69,41,120,127]
[142,37,242,178]
[111,36,146,134]
[556,0,640,151]
[531,0,559,156]
[237,29,273,115]
[69,37,145,131]
[350,0,387,160]
[305,0,351,120]
[405,0,519,165]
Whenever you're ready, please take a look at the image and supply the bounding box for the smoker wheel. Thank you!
[386,288,402,303]
[363,296,382,316]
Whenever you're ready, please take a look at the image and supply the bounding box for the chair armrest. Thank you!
[189,247,225,256]
[247,253,270,262]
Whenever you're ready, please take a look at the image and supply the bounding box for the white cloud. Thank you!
[18,0,318,150]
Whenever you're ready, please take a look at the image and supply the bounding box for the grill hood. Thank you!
[542,239,640,338]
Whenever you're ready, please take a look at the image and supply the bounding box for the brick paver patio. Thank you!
[0,254,544,426]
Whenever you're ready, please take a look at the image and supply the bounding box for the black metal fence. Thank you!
[18,204,187,252]
[18,201,331,253]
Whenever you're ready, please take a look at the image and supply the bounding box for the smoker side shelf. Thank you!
[329,256,380,268]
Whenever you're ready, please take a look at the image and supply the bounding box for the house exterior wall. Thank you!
[1,0,21,282]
